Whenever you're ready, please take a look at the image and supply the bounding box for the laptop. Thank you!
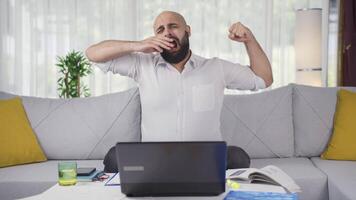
[115,141,227,197]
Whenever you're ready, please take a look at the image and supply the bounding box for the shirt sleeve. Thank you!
[93,53,142,82]
[218,58,266,91]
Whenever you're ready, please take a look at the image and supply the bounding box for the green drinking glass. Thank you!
[58,161,77,186]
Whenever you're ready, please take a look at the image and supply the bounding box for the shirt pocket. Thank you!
[192,83,215,112]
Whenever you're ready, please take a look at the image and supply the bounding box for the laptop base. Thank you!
[122,182,225,197]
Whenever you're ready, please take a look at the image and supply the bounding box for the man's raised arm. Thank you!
[85,36,174,63]
[228,22,273,87]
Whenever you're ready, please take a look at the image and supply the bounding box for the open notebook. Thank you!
[226,165,301,193]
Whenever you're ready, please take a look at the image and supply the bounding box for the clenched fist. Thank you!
[228,22,255,43]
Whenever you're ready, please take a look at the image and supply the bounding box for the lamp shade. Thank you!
[295,71,322,86]
[295,8,322,70]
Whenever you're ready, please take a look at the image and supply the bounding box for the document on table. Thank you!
[105,173,120,186]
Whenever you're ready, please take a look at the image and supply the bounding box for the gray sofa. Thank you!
[1,84,356,200]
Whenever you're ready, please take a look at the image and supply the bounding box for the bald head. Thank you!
[153,11,189,34]
[152,11,191,64]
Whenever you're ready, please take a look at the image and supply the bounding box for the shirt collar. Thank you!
[155,51,198,69]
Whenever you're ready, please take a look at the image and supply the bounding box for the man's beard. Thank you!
[160,32,190,64]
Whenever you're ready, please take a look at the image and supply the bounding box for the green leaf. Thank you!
[55,50,93,98]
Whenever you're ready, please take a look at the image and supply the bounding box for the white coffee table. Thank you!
[20,174,287,200]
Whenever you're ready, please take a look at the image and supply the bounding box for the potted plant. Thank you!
[56,50,92,98]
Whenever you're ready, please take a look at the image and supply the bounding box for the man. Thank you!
[86,11,273,172]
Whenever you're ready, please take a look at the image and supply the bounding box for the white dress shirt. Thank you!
[96,52,266,141]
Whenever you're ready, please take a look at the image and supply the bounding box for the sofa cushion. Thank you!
[251,157,328,200]
[220,85,294,158]
[293,84,356,157]
[0,92,16,99]
[321,89,356,160]
[0,97,47,167]
[0,88,141,160]
[311,157,356,200]
[0,160,104,200]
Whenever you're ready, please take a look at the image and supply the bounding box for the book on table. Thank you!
[77,170,101,182]
[226,165,301,193]
[77,167,96,176]
[224,190,298,200]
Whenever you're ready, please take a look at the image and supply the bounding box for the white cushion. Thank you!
[0,88,141,160]
[252,157,328,200]
[311,157,356,200]
[293,84,356,157]
[220,85,294,158]
[0,160,104,200]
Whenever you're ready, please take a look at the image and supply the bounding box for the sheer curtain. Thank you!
[0,0,323,97]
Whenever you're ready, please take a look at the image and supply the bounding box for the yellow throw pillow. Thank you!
[322,89,356,160]
[0,97,47,167]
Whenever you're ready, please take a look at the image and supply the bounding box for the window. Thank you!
[0,0,331,97]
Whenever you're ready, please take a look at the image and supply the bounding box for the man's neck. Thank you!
[171,50,192,73]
